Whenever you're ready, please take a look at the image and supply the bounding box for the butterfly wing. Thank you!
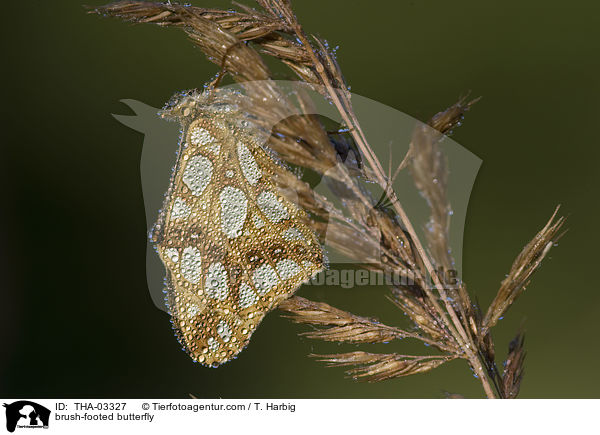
[154,93,323,366]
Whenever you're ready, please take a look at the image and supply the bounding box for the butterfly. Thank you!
[151,89,323,366]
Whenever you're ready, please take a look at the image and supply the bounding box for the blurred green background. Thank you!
[1,1,599,398]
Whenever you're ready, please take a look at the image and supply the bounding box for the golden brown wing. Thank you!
[154,91,323,366]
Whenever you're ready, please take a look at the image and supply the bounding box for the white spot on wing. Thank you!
[282,227,304,241]
[165,248,179,263]
[216,320,232,343]
[187,303,203,318]
[237,142,261,185]
[238,282,258,309]
[219,186,248,238]
[205,262,229,300]
[191,126,213,144]
[190,126,221,155]
[252,264,279,295]
[207,337,219,353]
[190,126,213,145]
[257,191,289,223]
[171,197,191,219]
[180,246,202,284]
[276,259,301,280]
[183,155,213,196]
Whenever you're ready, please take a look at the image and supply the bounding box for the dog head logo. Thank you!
[3,401,50,433]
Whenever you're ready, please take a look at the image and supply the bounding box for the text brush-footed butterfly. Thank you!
[152,89,324,366]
